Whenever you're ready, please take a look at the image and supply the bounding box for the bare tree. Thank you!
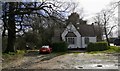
[93,2,118,46]
[93,13,103,41]
[2,0,74,53]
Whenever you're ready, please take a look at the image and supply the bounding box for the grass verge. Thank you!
[87,46,120,54]
[2,50,26,64]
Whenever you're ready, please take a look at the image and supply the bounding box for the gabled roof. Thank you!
[75,24,95,37]
[53,24,102,37]
[65,24,102,37]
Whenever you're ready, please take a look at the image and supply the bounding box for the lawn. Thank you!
[87,46,120,54]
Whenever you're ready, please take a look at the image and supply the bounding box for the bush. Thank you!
[51,41,68,52]
[15,37,26,50]
[87,42,109,52]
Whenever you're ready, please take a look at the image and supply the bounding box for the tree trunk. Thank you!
[2,5,7,38]
[104,27,110,46]
[98,23,102,41]
[4,2,16,53]
[2,26,6,37]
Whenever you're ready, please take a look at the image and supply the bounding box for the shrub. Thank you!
[15,37,26,50]
[51,41,68,52]
[87,42,109,52]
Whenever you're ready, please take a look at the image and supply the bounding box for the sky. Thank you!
[68,0,119,37]
[76,0,119,23]
[59,0,119,24]
[0,0,119,37]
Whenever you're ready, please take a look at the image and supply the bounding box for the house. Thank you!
[62,23,97,48]
[52,22,102,49]
[52,13,102,49]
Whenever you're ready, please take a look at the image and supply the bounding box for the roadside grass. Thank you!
[86,46,120,54]
[2,50,26,64]
[72,52,81,54]
[3,49,67,63]
[3,46,120,62]
[86,51,101,54]
[103,46,120,53]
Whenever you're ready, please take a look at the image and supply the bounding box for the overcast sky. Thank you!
[69,0,119,37]
[76,0,119,23]
[0,0,119,37]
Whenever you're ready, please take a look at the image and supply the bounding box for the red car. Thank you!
[39,46,52,54]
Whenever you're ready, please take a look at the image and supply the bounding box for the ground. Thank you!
[2,50,119,69]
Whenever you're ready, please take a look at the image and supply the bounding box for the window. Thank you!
[85,37,89,44]
[67,37,75,44]
[77,27,80,29]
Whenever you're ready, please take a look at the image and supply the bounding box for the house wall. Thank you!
[82,37,96,48]
[62,24,82,48]
[62,24,97,48]
[67,36,82,48]
[66,37,77,48]
[82,37,86,48]
[77,36,81,48]
[89,37,96,42]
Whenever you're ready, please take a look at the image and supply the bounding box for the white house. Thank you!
[52,13,102,49]
[61,23,97,48]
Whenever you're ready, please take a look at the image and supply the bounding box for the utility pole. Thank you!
[118,3,120,37]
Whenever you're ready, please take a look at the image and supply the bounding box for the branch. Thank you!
[107,25,116,35]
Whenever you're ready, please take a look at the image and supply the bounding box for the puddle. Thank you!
[96,64,102,67]
[75,64,118,69]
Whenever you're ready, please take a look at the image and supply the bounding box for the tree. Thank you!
[66,12,86,25]
[2,1,71,53]
[4,2,16,52]
[68,12,79,24]
[93,2,118,46]
[93,13,104,41]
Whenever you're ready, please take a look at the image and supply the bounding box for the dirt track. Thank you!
[2,51,119,69]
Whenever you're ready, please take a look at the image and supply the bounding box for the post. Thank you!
[118,3,120,37]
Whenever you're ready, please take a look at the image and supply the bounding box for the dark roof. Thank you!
[53,24,102,37]
[75,24,95,37]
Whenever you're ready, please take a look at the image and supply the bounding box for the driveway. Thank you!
[2,51,119,69]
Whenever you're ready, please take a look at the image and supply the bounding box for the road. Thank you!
[2,51,119,69]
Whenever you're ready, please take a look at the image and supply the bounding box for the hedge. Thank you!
[51,41,68,52]
[87,42,109,52]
